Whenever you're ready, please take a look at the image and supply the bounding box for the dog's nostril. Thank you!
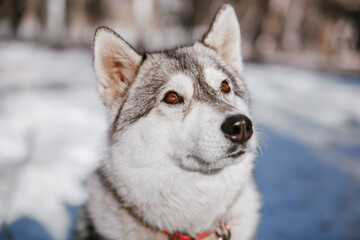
[233,125,241,135]
[221,114,253,143]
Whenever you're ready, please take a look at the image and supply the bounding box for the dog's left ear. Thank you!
[202,4,243,73]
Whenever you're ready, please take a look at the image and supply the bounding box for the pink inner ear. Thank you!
[102,55,127,86]
[112,61,130,85]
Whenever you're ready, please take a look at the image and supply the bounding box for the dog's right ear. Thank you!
[202,4,243,74]
[94,27,142,107]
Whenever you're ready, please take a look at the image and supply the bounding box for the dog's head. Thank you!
[94,4,257,173]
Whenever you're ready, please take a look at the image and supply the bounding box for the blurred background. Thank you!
[0,0,359,239]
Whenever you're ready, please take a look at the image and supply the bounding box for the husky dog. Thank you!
[76,4,261,240]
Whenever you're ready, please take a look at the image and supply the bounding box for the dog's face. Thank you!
[94,5,257,173]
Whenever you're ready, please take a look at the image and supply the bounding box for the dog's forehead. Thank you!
[166,67,226,94]
[138,45,247,99]
[146,47,223,83]
[168,73,193,93]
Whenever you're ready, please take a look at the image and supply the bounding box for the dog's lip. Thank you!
[182,150,247,173]
[186,149,246,164]
[225,149,245,158]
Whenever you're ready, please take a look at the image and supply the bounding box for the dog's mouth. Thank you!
[225,149,245,158]
[181,148,248,173]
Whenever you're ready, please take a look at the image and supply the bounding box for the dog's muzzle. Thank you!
[221,114,253,144]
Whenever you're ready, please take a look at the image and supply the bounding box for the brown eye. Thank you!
[163,92,182,104]
[221,80,230,93]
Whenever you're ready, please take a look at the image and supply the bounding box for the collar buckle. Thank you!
[215,223,231,240]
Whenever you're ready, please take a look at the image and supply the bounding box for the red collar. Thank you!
[162,231,211,240]
[162,223,231,240]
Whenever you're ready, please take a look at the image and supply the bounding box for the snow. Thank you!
[0,42,106,239]
[0,41,359,240]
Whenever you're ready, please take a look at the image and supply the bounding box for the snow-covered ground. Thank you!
[0,42,106,239]
[0,41,359,240]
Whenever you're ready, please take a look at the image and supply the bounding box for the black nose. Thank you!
[221,114,253,143]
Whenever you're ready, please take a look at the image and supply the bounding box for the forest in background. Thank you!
[0,0,359,73]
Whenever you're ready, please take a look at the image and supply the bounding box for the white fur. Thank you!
[95,63,260,238]
[90,161,260,239]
